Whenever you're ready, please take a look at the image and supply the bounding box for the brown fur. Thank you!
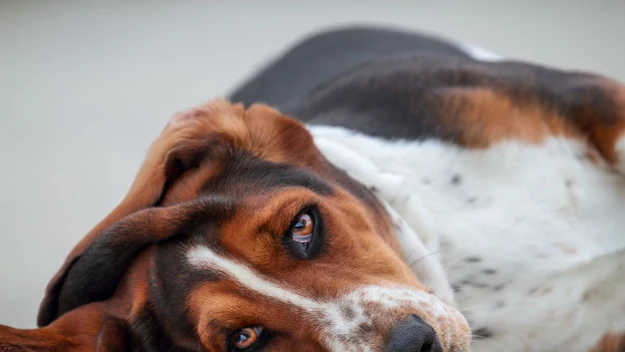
[441,77,625,169]
[1,100,413,351]
[1,94,623,351]
[591,333,625,352]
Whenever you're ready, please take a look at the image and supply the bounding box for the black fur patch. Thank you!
[201,152,333,197]
[232,26,622,145]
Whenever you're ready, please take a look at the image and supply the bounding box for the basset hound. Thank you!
[1,26,625,352]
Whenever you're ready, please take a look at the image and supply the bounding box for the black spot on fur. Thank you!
[459,279,488,289]
[482,268,497,275]
[358,322,374,335]
[473,327,494,339]
[466,197,478,204]
[341,305,356,320]
[465,256,482,263]
[450,174,462,185]
[493,284,506,291]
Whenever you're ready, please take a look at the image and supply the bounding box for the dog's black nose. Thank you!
[385,315,442,352]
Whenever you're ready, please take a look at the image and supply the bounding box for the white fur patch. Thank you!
[309,125,625,352]
[312,137,456,305]
[187,245,469,351]
[454,42,504,61]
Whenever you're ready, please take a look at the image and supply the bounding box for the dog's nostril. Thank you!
[384,315,442,352]
[421,342,434,352]
[420,342,433,352]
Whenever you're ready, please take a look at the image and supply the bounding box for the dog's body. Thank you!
[230,27,625,351]
[310,125,625,351]
[1,27,624,351]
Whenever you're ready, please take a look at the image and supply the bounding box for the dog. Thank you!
[1,26,624,352]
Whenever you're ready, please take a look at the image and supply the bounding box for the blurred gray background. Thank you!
[1,0,624,328]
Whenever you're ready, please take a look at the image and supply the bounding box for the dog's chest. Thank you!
[309,125,625,352]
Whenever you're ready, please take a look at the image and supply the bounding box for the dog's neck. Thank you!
[308,125,456,305]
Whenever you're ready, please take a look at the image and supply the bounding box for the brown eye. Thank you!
[284,207,322,259]
[231,326,263,350]
[291,213,314,243]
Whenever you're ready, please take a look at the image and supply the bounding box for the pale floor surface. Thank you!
[1,0,624,328]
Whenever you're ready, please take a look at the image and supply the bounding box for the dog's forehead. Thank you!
[200,151,334,197]
[159,102,377,207]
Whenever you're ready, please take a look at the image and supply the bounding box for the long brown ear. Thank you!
[38,200,218,328]
[1,304,131,352]
[37,124,219,327]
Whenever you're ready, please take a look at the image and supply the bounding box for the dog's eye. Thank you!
[230,326,264,350]
[284,207,322,259]
[291,213,314,244]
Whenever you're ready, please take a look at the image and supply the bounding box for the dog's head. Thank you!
[0,101,470,351]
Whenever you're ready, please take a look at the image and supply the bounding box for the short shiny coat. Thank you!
[1,27,624,352]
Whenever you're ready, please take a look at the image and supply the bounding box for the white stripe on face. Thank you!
[187,245,470,351]
[188,245,319,312]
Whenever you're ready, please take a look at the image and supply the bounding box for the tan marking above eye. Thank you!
[291,213,314,243]
[232,326,263,349]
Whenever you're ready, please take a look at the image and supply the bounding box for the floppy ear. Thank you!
[36,104,233,327]
[1,304,131,352]
[39,100,248,327]
[38,201,216,327]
